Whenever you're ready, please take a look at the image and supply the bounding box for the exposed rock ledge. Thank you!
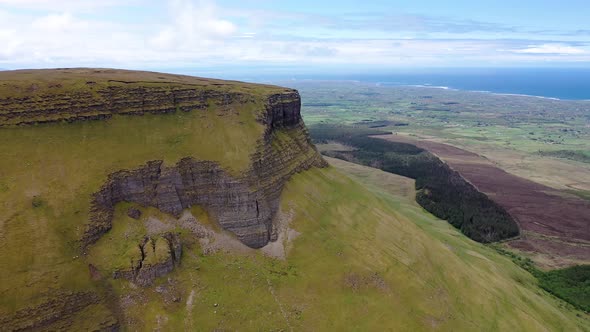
[0,68,328,249]
[0,68,288,126]
[113,233,182,287]
[83,89,327,249]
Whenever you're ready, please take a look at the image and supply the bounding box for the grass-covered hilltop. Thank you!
[0,69,588,331]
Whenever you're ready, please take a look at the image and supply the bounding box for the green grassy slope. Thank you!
[99,160,588,330]
[0,117,261,326]
[1,71,588,330]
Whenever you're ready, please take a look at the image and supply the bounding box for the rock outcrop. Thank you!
[127,207,141,220]
[0,69,326,249]
[0,69,259,126]
[84,91,326,248]
[113,233,182,287]
[0,291,118,331]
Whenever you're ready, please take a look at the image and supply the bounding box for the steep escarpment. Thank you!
[0,68,325,249]
[0,68,261,126]
[0,69,325,330]
[262,91,302,131]
[83,90,325,249]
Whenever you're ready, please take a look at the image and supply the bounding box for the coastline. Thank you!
[375,82,570,101]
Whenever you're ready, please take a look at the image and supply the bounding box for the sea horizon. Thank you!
[3,66,589,101]
[219,67,590,101]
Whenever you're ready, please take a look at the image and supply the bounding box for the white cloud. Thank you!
[0,0,135,12]
[514,43,587,55]
[31,12,87,31]
[0,1,588,69]
[150,0,237,49]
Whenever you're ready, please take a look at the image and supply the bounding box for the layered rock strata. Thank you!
[0,69,260,126]
[0,292,118,331]
[82,89,326,249]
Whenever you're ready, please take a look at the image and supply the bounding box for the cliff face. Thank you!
[84,90,326,249]
[0,69,257,126]
[0,68,326,248]
[0,69,326,330]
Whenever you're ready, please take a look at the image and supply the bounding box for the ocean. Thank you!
[356,68,590,100]
[286,68,590,101]
[177,67,590,100]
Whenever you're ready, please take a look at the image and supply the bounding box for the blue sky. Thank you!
[0,0,589,72]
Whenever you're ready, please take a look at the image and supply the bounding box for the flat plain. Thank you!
[287,81,590,194]
[291,80,590,269]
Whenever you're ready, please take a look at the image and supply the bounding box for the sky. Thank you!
[0,0,589,73]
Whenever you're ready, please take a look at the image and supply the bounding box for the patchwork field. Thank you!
[287,81,590,196]
[377,134,590,269]
[292,80,589,260]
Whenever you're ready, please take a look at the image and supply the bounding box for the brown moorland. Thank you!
[377,134,590,269]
